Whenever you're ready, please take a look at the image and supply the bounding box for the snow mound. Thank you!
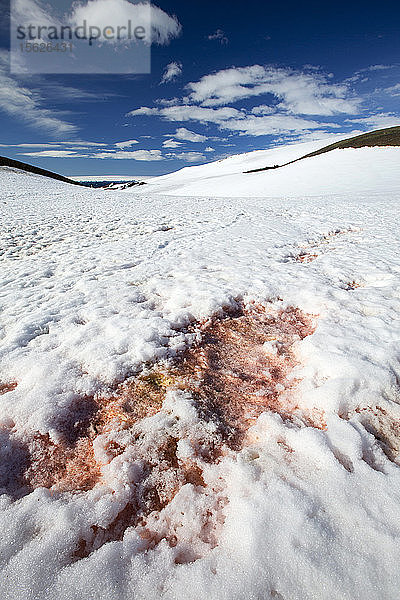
[134,144,400,197]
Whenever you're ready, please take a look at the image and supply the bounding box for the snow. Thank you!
[133,142,400,197]
[69,175,154,182]
[1,146,400,600]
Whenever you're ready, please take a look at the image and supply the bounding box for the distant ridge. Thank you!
[0,156,86,186]
[245,126,400,174]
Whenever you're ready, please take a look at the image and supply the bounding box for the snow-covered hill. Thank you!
[0,158,84,187]
[0,165,81,191]
[134,141,400,197]
[1,146,400,600]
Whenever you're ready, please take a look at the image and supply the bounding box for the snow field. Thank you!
[0,153,400,600]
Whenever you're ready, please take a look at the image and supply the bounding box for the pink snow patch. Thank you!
[9,302,318,560]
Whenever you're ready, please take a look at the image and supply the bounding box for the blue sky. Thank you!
[0,0,399,176]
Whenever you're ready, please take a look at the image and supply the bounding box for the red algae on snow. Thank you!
[296,252,319,264]
[177,303,319,448]
[3,302,319,557]
[24,434,100,493]
[0,382,17,395]
[18,303,318,493]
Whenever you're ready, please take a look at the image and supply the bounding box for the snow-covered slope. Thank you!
[1,157,400,600]
[135,143,400,197]
[0,159,84,186]
[0,165,81,191]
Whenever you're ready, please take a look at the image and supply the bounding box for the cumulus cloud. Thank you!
[162,139,183,148]
[128,103,336,137]
[207,29,228,45]
[12,0,181,46]
[172,127,208,142]
[69,0,181,45]
[129,105,243,123]
[149,3,181,45]
[170,151,206,162]
[95,149,164,160]
[0,51,77,135]
[161,62,182,84]
[187,65,361,115]
[115,139,139,149]
[251,105,275,115]
[128,64,368,142]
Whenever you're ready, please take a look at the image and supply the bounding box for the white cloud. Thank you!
[1,140,107,148]
[187,65,361,115]
[221,114,339,137]
[355,65,396,77]
[161,62,182,84]
[275,130,352,145]
[0,51,77,135]
[251,105,275,115]
[127,64,400,145]
[115,139,139,149]
[162,139,182,148]
[207,29,228,45]
[11,0,60,31]
[204,147,215,152]
[0,143,60,148]
[129,105,243,123]
[95,149,164,160]
[69,0,181,45]
[346,113,400,129]
[173,127,208,142]
[384,84,400,97]
[171,151,206,163]
[42,84,117,102]
[129,103,338,137]
[367,64,394,71]
[156,97,182,106]
[58,141,107,147]
[149,4,182,45]
[18,150,85,158]
[12,0,181,46]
